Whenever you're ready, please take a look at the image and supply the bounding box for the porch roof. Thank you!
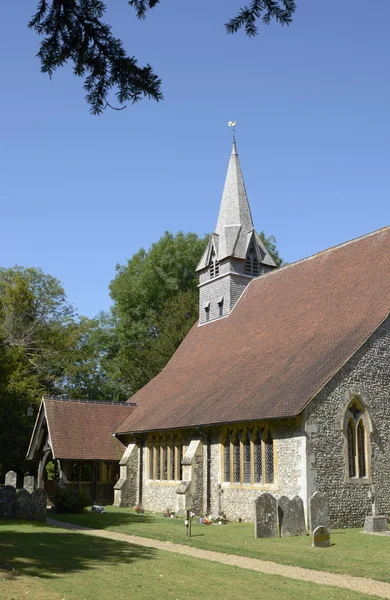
[27,398,135,461]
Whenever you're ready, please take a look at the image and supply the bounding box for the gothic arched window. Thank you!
[347,420,356,478]
[345,399,369,480]
[357,420,366,478]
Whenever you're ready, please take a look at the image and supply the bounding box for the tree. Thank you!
[107,231,209,393]
[259,230,283,267]
[0,267,107,473]
[29,1,296,114]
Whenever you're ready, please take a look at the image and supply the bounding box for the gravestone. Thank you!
[32,488,47,521]
[0,486,16,518]
[278,495,306,537]
[363,515,388,533]
[15,488,34,520]
[23,475,35,493]
[312,525,330,548]
[309,492,330,534]
[5,471,17,488]
[254,492,278,538]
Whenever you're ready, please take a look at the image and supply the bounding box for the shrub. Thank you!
[53,486,90,513]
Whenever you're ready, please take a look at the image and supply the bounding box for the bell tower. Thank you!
[196,140,276,325]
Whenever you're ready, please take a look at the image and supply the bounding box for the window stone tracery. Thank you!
[345,398,369,480]
[222,426,274,485]
[148,433,183,482]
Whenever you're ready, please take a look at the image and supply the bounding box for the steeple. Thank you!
[196,141,277,325]
[215,139,254,239]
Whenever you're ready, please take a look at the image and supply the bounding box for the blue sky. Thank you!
[1,1,389,317]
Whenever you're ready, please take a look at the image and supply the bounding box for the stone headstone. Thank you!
[0,485,16,518]
[363,515,388,533]
[5,470,17,488]
[254,492,279,538]
[312,525,330,548]
[278,495,307,537]
[31,488,47,521]
[15,488,34,520]
[91,504,105,514]
[309,492,330,534]
[23,475,36,493]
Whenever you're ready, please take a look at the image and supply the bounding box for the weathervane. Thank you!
[228,121,237,140]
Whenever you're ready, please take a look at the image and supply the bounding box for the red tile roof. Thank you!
[116,227,390,434]
[43,398,135,460]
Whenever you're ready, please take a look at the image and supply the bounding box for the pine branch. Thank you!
[29,0,162,115]
[225,0,296,36]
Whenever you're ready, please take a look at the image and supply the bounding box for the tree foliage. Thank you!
[30,1,296,113]
[107,231,209,394]
[0,267,105,473]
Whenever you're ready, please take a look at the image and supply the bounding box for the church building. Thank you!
[28,141,390,528]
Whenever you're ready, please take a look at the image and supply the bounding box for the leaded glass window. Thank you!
[177,444,183,480]
[265,433,274,483]
[155,445,161,480]
[222,427,276,485]
[224,435,231,482]
[162,444,168,480]
[347,420,356,478]
[254,431,263,483]
[357,421,366,478]
[169,445,175,480]
[233,437,241,483]
[243,434,251,483]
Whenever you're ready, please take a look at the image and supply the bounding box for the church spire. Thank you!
[196,140,277,325]
[215,139,254,238]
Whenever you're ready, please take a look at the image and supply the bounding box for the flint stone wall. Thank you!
[305,317,390,528]
[0,475,46,521]
[0,486,16,518]
[114,443,138,508]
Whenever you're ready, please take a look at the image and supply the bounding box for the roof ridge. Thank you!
[255,225,390,282]
[43,396,135,406]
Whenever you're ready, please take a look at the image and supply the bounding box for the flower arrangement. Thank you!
[217,512,227,525]
[134,504,144,514]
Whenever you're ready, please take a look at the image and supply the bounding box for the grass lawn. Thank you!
[0,520,378,600]
[52,506,390,583]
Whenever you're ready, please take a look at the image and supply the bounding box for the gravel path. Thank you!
[48,518,390,599]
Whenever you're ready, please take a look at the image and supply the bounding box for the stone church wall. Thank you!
[131,423,306,521]
[305,316,390,528]
[207,422,305,522]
